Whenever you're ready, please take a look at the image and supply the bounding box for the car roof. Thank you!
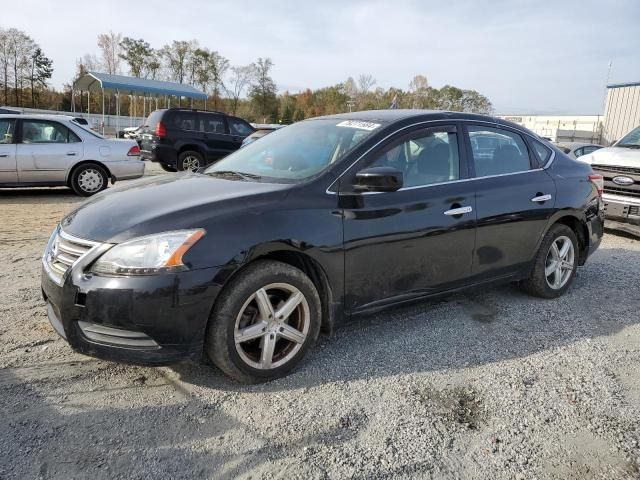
[311,109,514,127]
[0,113,75,122]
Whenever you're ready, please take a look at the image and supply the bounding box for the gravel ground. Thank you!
[1,167,639,479]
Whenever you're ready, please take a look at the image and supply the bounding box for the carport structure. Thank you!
[73,72,208,134]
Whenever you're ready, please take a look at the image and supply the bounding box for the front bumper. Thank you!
[106,159,146,181]
[41,259,222,366]
[602,193,640,227]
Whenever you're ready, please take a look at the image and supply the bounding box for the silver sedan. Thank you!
[0,114,144,196]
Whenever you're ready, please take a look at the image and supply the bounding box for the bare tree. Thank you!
[160,40,194,84]
[97,31,122,74]
[8,29,34,106]
[409,74,428,92]
[357,73,376,93]
[225,65,254,115]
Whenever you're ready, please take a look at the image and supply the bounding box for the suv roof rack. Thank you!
[165,107,227,115]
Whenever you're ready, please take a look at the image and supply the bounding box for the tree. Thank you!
[225,65,254,115]
[97,31,122,74]
[160,40,193,84]
[119,37,154,78]
[29,47,53,107]
[409,74,429,92]
[357,73,376,94]
[249,57,277,122]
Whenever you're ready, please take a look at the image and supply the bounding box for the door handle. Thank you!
[0,153,8,157]
[66,152,78,156]
[530,194,552,202]
[444,206,473,216]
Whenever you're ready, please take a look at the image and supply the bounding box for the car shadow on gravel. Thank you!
[172,245,640,392]
[0,367,357,479]
[0,188,79,204]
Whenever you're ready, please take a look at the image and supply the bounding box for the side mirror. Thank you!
[354,166,403,192]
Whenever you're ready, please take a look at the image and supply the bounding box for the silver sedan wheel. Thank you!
[545,235,575,290]
[182,155,201,171]
[77,168,104,193]
[234,283,310,370]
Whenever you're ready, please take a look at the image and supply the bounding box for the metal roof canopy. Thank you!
[74,72,207,99]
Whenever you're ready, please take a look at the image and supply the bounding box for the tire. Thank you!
[177,150,203,172]
[70,163,108,196]
[205,260,322,383]
[520,224,579,299]
[159,163,177,172]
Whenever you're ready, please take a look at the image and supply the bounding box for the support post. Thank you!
[102,88,105,135]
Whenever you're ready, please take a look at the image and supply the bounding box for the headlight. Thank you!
[91,229,205,275]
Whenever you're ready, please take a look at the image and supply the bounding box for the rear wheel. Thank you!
[520,224,578,298]
[177,150,203,172]
[70,164,108,196]
[205,260,322,383]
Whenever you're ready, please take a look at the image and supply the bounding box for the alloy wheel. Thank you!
[234,283,310,370]
[77,168,104,193]
[545,235,575,290]
[182,155,201,171]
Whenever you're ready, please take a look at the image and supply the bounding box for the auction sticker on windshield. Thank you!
[336,120,381,131]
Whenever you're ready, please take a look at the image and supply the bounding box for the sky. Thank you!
[3,0,639,114]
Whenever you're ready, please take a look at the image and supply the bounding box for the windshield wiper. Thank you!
[206,170,261,181]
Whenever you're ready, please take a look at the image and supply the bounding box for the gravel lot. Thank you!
[1,166,639,479]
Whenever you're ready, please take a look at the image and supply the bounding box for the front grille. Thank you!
[43,228,100,285]
[603,186,640,198]
[592,165,640,176]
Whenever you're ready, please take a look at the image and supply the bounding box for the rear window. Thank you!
[144,110,165,131]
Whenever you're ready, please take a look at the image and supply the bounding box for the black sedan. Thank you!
[41,110,604,382]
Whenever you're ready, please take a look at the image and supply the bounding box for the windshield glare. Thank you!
[204,119,381,182]
[616,126,640,148]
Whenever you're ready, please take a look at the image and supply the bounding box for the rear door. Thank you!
[0,118,17,183]
[464,124,556,279]
[200,113,230,161]
[16,119,83,183]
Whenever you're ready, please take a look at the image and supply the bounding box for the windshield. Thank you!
[204,118,382,182]
[616,126,640,148]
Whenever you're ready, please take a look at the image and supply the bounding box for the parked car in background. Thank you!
[138,108,255,172]
[41,110,604,382]
[122,126,142,140]
[241,125,284,147]
[0,114,144,196]
[579,125,640,234]
[556,142,603,159]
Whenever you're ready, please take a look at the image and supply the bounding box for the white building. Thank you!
[496,114,603,144]
[602,81,640,144]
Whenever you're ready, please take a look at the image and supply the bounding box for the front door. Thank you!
[341,124,477,312]
[0,118,17,183]
[16,119,83,183]
[464,124,557,279]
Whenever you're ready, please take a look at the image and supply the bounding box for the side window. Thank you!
[171,112,199,131]
[531,139,552,165]
[573,147,584,158]
[202,115,226,134]
[370,128,460,187]
[0,119,15,144]
[468,126,531,176]
[228,118,253,136]
[22,121,76,144]
[582,146,600,156]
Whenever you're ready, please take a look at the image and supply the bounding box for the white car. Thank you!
[0,114,144,196]
[579,125,640,233]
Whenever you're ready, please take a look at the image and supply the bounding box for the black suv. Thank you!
[139,108,255,171]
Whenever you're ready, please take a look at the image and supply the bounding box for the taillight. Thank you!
[127,145,140,156]
[155,122,166,138]
[588,174,603,197]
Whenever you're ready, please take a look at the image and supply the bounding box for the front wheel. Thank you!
[205,260,322,383]
[520,224,578,298]
[70,164,108,196]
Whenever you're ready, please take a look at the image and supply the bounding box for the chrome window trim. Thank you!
[325,118,556,195]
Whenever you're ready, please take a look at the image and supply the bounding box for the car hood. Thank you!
[61,173,290,243]
[581,147,640,168]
